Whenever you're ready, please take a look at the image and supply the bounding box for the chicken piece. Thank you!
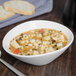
[10,39,22,49]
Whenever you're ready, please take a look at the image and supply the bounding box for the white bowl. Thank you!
[2,20,74,65]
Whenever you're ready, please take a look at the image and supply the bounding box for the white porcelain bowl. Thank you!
[2,20,74,65]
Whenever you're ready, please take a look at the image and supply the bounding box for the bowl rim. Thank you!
[2,20,74,58]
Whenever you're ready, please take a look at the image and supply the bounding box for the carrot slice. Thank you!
[39,30,45,33]
[13,49,20,54]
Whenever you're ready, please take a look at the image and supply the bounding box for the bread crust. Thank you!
[0,12,15,21]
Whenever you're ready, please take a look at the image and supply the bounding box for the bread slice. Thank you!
[3,1,36,15]
[0,5,15,21]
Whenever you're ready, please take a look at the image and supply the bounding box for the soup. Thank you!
[9,28,68,55]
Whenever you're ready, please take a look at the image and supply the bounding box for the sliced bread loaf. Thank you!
[3,1,36,15]
[0,5,15,21]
